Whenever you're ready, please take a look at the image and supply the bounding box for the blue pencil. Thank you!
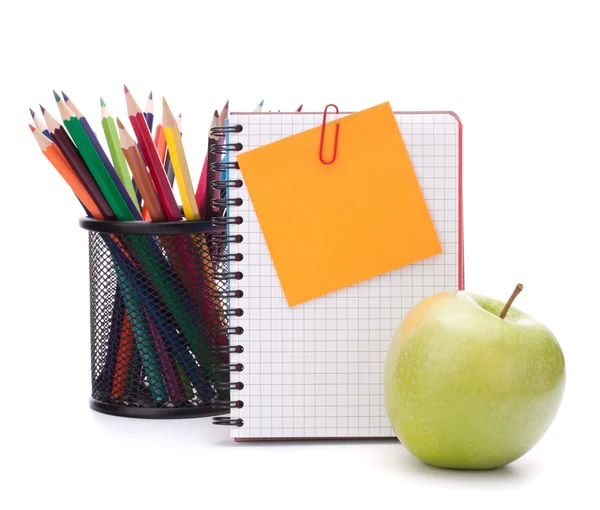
[253,99,264,112]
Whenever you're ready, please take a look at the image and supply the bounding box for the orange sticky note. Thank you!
[237,102,442,307]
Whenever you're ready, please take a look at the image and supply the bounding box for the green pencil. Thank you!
[56,94,135,221]
[101,98,140,212]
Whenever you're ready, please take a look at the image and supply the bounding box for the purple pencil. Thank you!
[144,91,154,133]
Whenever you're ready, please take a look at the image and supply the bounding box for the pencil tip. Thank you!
[148,91,153,99]
[259,99,264,107]
[61,90,69,101]
[297,104,303,112]
[53,90,61,102]
[178,113,182,119]
[29,124,36,132]
[100,97,106,107]
[29,108,35,119]
[162,97,168,106]
[225,100,230,109]
[116,118,124,129]
[214,109,219,117]
[39,104,46,114]
[124,84,130,94]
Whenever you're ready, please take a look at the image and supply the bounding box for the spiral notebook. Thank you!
[213,108,463,440]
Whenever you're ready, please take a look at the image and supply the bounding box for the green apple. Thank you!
[384,289,566,470]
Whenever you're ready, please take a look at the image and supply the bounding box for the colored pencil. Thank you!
[144,91,154,132]
[162,99,199,220]
[216,100,230,217]
[117,118,166,222]
[154,124,167,162]
[138,123,166,220]
[57,98,133,220]
[111,311,133,399]
[164,145,175,186]
[125,86,181,221]
[205,110,220,219]
[31,120,131,398]
[296,104,303,112]
[59,91,142,220]
[254,99,264,112]
[42,106,116,220]
[30,125,104,220]
[30,108,51,138]
[101,98,140,211]
[162,113,181,186]
[194,101,228,216]
[105,237,168,402]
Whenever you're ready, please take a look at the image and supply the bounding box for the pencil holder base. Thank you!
[90,399,229,419]
[83,219,235,420]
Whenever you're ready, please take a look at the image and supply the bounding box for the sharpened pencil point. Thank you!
[29,108,36,119]
[61,91,69,101]
[53,90,61,102]
[39,104,46,114]
[259,99,264,107]
[29,124,36,132]
[100,97,106,107]
[148,91,153,100]
[224,100,230,109]
[296,104,303,112]
[214,110,219,117]
[124,84,130,94]
[116,118,125,129]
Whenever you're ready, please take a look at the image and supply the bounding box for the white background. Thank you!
[1,1,598,508]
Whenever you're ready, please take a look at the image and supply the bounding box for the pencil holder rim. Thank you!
[79,217,226,235]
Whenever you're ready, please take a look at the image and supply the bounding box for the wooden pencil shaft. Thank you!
[122,144,166,222]
[50,126,116,220]
[77,115,142,220]
[102,115,140,212]
[40,143,104,220]
[105,238,168,402]
[165,150,175,186]
[129,112,181,221]
[163,125,200,220]
[63,116,135,221]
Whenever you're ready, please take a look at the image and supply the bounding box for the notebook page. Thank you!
[227,112,461,439]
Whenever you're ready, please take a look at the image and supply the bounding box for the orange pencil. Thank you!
[111,312,134,399]
[30,125,104,220]
[117,118,167,222]
[154,124,167,163]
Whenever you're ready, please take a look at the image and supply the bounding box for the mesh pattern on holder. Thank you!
[87,225,233,418]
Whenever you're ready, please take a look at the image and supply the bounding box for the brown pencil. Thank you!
[116,118,166,222]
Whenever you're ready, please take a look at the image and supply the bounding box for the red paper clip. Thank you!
[319,104,340,165]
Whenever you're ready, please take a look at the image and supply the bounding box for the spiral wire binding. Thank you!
[210,124,246,427]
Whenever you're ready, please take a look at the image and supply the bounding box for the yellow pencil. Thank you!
[162,98,200,220]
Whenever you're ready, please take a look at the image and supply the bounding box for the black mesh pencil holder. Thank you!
[80,218,240,419]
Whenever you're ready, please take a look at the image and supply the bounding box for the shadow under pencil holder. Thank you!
[80,218,241,419]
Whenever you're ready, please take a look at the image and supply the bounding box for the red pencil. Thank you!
[124,86,181,221]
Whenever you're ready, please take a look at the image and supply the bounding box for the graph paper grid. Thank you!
[225,112,460,439]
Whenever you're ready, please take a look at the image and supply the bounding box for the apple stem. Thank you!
[499,284,524,319]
